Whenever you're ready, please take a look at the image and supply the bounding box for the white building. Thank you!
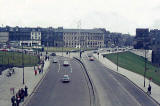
[19,29,41,47]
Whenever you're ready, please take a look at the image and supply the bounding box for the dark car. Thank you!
[51,53,56,56]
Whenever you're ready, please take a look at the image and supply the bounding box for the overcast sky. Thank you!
[0,0,160,35]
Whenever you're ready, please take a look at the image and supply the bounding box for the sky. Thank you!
[0,0,160,35]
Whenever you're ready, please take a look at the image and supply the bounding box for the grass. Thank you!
[0,51,39,67]
[103,51,160,86]
[44,47,95,52]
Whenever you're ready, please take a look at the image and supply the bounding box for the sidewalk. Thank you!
[92,53,160,104]
[55,52,80,58]
[0,59,50,106]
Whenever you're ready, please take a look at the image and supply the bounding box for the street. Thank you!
[82,53,158,106]
[26,56,91,106]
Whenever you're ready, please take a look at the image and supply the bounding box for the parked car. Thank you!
[63,61,69,66]
[62,75,70,83]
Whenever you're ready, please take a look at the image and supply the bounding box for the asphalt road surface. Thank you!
[82,53,159,106]
[26,56,90,106]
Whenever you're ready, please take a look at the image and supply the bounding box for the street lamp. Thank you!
[22,41,24,84]
[62,41,64,56]
[77,20,81,58]
[117,46,119,72]
[144,49,147,87]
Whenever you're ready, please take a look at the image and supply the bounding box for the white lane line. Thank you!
[58,61,61,73]
[70,67,72,73]
[69,60,72,73]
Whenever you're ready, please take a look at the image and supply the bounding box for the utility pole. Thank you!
[117,46,119,72]
[77,20,81,58]
[62,41,63,56]
[22,41,24,84]
[144,49,147,87]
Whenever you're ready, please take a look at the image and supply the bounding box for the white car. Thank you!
[63,61,69,66]
[89,57,94,61]
[53,58,58,63]
[62,75,70,83]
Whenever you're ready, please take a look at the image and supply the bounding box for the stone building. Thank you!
[0,32,9,43]
[63,29,104,48]
[0,26,105,48]
[134,28,150,49]
[150,29,160,66]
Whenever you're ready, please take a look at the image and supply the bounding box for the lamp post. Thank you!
[77,20,81,58]
[144,49,147,87]
[22,41,24,85]
[62,41,63,56]
[117,46,119,72]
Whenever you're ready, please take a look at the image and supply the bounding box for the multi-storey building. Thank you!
[0,26,105,48]
[134,28,150,49]
[150,29,160,66]
[63,29,104,48]
[0,32,9,43]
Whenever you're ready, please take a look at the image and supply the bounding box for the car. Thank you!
[93,51,97,53]
[88,55,92,57]
[53,58,58,63]
[89,57,94,61]
[63,61,69,66]
[62,75,70,83]
[50,52,56,56]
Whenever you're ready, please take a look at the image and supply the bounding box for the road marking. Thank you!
[58,62,60,73]
[70,67,72,73]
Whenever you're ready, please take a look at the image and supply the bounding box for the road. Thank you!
[26,56,91,106]
[82,53,159,106]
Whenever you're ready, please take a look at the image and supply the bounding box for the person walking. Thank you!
[11,95,16,106]
[16,95,20,106]
[24,85,28,97]
[148,84,151,95]
[20,88,25,102]
[34,69,37,76]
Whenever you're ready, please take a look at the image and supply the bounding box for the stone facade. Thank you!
[63,29,104,48]
[0,32,9,43]
[134,28,150,49]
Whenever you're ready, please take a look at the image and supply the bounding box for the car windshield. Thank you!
[1,1,160,106]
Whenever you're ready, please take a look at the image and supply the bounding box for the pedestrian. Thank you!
[39,68,41,74]
[20,88,25,102]
[24,85,28,97]
[34,70,37,76]
[41,68,43,73]
[12,68,15,74]
[45,56,47,61]
[16,96,20,106]
[11,95,16,106]
[148,84,151,95]
[103,55,105,58]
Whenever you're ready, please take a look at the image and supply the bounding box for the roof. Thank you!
[63,29,104,34]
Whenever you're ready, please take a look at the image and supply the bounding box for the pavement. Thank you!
[26,56,91,106]
[91,51,160,105]
[0,57,50,106]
